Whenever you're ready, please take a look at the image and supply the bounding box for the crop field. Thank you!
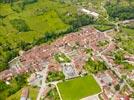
[0,0,133,72]
[0,0,73,43]
[57,75,101,100]
[0,0,78,71]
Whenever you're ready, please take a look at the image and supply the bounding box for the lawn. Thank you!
[7,86,39,100]
[57,75,101,100]
[94,25,113,32]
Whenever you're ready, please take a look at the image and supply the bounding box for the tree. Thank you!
[10,19,30,32]
[0,80,8,91]
[114,84,120,91]
[15,74,27,87]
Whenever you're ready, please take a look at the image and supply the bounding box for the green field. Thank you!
[94,25,113,32]
[57,75,101,100]
[7,86,39,100]
[0,0,77,71]
[0,74,28,100]
[0,0,96,71]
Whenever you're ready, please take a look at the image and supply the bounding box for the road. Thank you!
[96,30,134,93]
[37,66,48,100]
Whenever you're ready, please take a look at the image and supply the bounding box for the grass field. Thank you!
[94,25,113,32]
[57,75,101,100]
[0,0,72,43]
[0,0,77,71]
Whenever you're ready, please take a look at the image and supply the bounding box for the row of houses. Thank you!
[0,27,110,81]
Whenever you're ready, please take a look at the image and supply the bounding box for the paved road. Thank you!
[96,31,134,93]
[37,66,48,100]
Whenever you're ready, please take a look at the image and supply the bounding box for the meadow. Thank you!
[0,0,96,71]
[0,0,77,71]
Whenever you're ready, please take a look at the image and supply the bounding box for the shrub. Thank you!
[11,1,25,12]
[10,19,30,32]
[0,80,8,91]
[114,84,120,91]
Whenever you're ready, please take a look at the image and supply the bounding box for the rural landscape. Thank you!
[0,0,134,100]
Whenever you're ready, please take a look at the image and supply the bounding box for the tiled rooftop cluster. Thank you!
[0,27,110,80]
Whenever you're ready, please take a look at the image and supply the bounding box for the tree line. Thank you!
[105,2,134,20]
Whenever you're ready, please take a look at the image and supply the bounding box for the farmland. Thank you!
[0,0,134,100]
[0,0,134,72]
[57,75,101,100]
[0,0,95,71]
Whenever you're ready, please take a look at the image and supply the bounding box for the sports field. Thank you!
[57,75,101,100]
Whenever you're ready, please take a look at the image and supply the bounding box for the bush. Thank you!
[114,84,120,91]
[0,80,8,91]
[23,0,37,4]
[15,74,27,86]
[11,1,25,12]
[10,19,30,32]
[113,51,125,64]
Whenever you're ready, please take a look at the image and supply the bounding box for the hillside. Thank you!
[0,0,134,71]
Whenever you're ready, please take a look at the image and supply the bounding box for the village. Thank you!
[0,26,134,100]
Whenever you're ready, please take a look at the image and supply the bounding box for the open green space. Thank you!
[54,53,71,63]
[0,0,95,72]
[113,50,134,71]
[84,58,107,74]
[97,40,109,47]
[94,25,113,32]
[0,74,28,100]
[115,27,134,54]
[57,75,101,100]
[46,71,65,82]
[7,86,39,100]
[45,87,60,100]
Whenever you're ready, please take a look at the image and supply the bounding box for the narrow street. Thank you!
[96,30,134,93]
[37,66,48,100]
